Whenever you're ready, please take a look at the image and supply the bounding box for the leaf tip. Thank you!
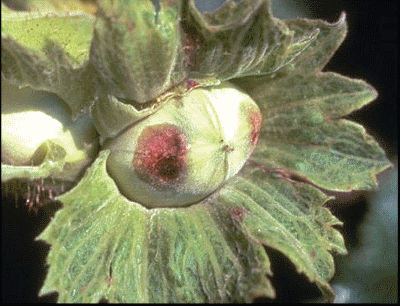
[337,11,347,26]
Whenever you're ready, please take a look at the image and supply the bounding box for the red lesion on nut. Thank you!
[248,107,262,147]
[134,124,188,188]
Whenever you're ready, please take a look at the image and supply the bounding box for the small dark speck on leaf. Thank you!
[230,207,248,222]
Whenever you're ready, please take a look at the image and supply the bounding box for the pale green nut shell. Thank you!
[1,111,88,165]
[1,80,98,172]
[105,82,262,208]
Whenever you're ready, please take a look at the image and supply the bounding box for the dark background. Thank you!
[2,1,397,303]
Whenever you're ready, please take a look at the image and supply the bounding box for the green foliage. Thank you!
[1,1,96,116]
[1,0,392,303]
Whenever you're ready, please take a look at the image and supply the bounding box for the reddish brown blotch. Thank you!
[134,124,188,187]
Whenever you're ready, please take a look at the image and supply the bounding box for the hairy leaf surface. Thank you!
[1,2,96,116]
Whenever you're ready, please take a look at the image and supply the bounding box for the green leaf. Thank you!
[232,12,348,91]
[182,0,318,80]
[283,12,348,73]
[252,119,391,191]
[229,23,392,192]
[1,3,94,66]
[1,2,96,117]
[219,164,347,298]
[38,150,275,303]
[236,72,378,118]
[90,0,186,103]
[242,71,392,191]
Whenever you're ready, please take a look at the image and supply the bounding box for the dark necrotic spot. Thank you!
[157,156,180,180]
